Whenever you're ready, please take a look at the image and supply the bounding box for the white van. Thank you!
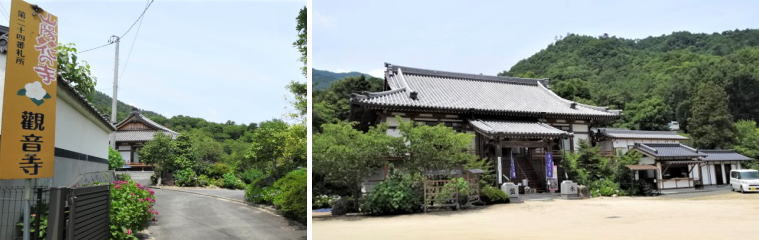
[730,169,759,193]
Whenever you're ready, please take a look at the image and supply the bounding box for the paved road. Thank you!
[148,188,305,240]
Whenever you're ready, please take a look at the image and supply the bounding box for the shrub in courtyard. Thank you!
[221,172,245,189]
[110,180,157,240]
[590,178,621,197]
[436,177,471,206]
[331,197,358,216]
[272,168,307,223]
[360,174,423,215]
[173,168,198,187]
[108,147,125,170]
[480,185,508,204]
[313,195,339,209]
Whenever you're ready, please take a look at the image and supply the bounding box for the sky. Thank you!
[6,0,305,124]
[314,0,759,78]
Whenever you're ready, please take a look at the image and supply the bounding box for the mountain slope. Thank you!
[313,69,373,90]
[501,29,759,129]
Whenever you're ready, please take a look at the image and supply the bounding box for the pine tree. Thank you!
[688,84,736,149]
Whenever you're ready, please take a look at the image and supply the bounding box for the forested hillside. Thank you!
[501,29,759,132]
[313,69,373,90]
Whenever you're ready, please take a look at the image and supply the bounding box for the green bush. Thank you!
[272,168,307,223]
[117,173,132,181]
[590,178,621,197]
[208,162,234,179]
[331,197,358,216]
[360,174,422,215]
[221,172,245,189]
[173,168,198,187]
[240,168,265,184]
[313,195,339,209]
[480,185,508,204]
[110,180,157,239]
[436,177,470,206]
[246,185,274,204]
[108,147,125,170]
[198,175,211,187]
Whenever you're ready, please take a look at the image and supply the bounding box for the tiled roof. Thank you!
[353,63,621,119]
[470,120,571,138]
[114,130,178,142]
[699,150,753,161]
[633,143,705,160]
[596,128,688,140]
[116,109,178,134]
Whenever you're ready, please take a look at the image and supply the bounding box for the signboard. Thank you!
[0,0,58,179]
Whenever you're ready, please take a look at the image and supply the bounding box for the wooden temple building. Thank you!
[113,108,178,169]
[351,63,621,192]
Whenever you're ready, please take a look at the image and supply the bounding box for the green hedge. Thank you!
[480,185,508,204]
[272,168,307,223]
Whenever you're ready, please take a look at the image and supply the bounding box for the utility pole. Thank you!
[109,35,120,148]
[110,35,120,124]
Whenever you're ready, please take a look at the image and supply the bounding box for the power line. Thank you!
[78,0,155,54]
[120,0,154,38]
[120,0,150,78]
[78,42,113,53]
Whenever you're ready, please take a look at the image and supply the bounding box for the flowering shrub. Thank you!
[110,180,158,240]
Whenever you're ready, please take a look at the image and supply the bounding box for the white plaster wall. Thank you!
[612,139,682,154]
[572,124,589,133]
[573,133,590,151]
[55,92,110,159]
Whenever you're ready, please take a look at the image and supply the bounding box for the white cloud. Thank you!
[367,68,385,78]
[314,10,337,29]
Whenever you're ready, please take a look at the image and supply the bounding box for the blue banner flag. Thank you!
[510,151,516,180]
[545,152,554,179]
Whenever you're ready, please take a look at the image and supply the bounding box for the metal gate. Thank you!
[47,185,111,240]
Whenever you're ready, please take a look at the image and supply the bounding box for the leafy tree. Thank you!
[395,119,478,173]
[57,43,96,99]
[244,120,304,177]
[551,78,592,102]
[287,82,307,118]
[733,120,759,169]
[688,84,736,149]
[108,147,124,170]
[561,140,612,185]
[313,122,396,199]
[138,133,178,179]
[294,7,307,76]
[313,75,384,131]
[619,96,672,130]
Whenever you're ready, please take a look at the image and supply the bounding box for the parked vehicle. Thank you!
[730,169,759,193]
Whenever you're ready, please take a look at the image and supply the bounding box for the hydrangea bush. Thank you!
[110,180,158,239]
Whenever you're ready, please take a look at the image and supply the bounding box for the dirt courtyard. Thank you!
[313,189,759,240]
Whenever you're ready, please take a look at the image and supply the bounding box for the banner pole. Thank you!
[23,178,31,240]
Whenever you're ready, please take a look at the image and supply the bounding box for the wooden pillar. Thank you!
[495,138,502,183]
[656,161,663,190]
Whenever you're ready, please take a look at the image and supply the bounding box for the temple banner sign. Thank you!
[0,0,58,179]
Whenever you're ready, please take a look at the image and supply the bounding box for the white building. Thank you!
[594,128,688,155]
